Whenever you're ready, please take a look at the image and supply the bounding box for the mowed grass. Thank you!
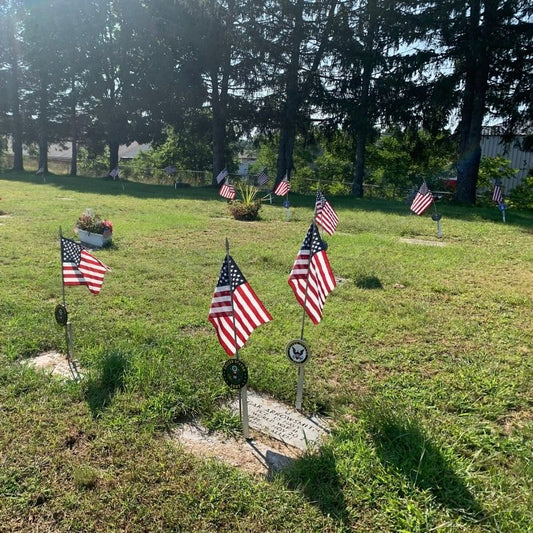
[0,171,532,532]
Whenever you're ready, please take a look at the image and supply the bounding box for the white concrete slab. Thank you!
[229,390,330,451]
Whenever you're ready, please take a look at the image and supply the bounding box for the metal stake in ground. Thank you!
[293,220,317,411]
[58,227,73,361]
[225,238,250,439]
[430,196,443,239]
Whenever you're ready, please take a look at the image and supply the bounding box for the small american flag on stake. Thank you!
[492,179,503,204]
[410,182,434,215]
[257,170,269,187]
[61,237,110,295]
[209,253,272,356]
[273,176,290,196]
[288,223,336,325]
[315,190,339,235]
[216,168,228,184]
[219,182,236,200]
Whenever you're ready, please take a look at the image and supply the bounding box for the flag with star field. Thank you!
[208,255,272,356]
[288,223,336,324]
[61,237,110,295]
[315,190,339,235]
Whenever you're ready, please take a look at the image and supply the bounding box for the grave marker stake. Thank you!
[225,238,250,439]
[293,220,317,411]
[58,227,74,361]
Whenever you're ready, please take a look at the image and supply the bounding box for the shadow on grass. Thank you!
[2,170,532,228]
[367,410,486,521]
[354,275,383,289]
[0,171,217,201]
[84,351,130,418]
[280,447,350,528]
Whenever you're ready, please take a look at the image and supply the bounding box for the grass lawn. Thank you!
[1,171,532,532]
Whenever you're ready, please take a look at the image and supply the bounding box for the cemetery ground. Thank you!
[0,171,532,532]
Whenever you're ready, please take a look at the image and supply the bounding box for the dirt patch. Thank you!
[168,422,301,477]
[399,237,446,247]
[497,408,533,435]
[23,351,83,381]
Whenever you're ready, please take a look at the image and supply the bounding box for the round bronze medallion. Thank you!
[222,359,248,389]
[54,304,68,326]
[286,339,310,365]
[431,212,442,221]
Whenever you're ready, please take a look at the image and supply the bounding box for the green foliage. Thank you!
[478,156,518,190]
[128,124,213,182]
[475,156,519,206]
[0,173,532,531]
[72,465,99,490]
[508,174,533,209]
[367,129,455,191]
[227,183,262,221]
[77,147,109,178]
[75,208,113,235]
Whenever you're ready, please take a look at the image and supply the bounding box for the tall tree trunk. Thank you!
[211,71,227,185]
[7,17,24,172]
[455,0,495,204]
[109,140,120,173]
[37,74,49,173]
[70,138,78,177]
[351,0,376,197]
[275,0,304,185]
[352,133,367,196]
[69,79,78,176]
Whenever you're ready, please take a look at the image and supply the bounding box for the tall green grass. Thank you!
[1,171,532,531]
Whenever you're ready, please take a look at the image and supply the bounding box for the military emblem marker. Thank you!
[54,304,68,326]
[222,359,248,390]
[286,339,310,365]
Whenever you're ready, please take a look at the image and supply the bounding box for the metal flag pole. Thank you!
[430,194,443,239]
[225,238,250,439]
[58,227,73,361]
[295,219,316,411]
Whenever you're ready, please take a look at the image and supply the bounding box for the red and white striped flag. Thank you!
[61,237,110,295]
[288,223,336,325]
[219,182,236,200]
[273,176,290,196]
[209,255,272,356]
[410,182,434,215]
[492,179,503,204]
[315,190,339,235]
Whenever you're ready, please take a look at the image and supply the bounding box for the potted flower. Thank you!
[228,184,262,221]
[74,208,113,247]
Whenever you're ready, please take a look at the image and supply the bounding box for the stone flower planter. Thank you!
[76,228,112,248]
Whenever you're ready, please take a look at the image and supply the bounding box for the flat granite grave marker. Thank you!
[230,390,329,451]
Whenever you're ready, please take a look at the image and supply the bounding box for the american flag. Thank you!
[315,190,339,235]
[209,255,272,356]
[61,237,110,295]
[219,182,236,200]
[492,179,504,204]
[257,170,269,187]
[273,176,290,196]
[288,223,336,325]
[410,182,434,215]
[216,168,228,184]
